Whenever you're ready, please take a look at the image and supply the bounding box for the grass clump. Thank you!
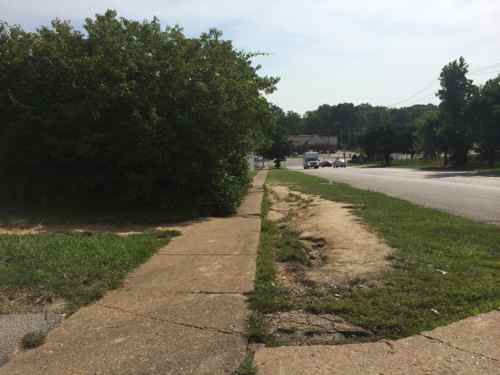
[268,169,500,339]
[247,191,290,314]
[0,231,178,311]
[275,228,310,266]
[21,330,47,350]
[235,352,257,375]
[246,312,269,344]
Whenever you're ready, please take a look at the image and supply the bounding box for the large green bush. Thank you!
[0,10,277,214]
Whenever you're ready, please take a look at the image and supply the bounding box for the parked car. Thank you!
[334,159,347,168]
[303,151,320,169]
[254,156,265,169]
[319,160,333,167]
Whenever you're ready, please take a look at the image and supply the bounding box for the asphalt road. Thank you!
[286,159,500,226]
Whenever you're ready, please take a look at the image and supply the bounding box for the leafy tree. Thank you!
[415,110,442,160]
[0,10,278,214]
[470,75,500,167]
[360,109,397,165]
[282,111,304,134]
[437,57,475,166]
[260,105,291,166]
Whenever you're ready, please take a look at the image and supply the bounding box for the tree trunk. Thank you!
[452,146,468,167]
[384,153,391,166]
[488,149,496,167]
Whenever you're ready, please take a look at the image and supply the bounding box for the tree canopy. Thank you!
[0,10,278,214]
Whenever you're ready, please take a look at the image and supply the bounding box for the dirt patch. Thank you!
[268,185,393,288]
[263,185,394,346]
[0,224,182,237]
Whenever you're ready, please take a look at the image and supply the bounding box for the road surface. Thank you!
[286,159,500,226]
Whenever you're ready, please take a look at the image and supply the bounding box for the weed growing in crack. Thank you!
[235,352,257,375]
[21,330,47,350]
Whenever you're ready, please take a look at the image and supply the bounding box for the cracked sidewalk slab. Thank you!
[97,289,248,334]
[0,305,246,375]
[0,170,267,374]
[418,310,500,362]
[255,310,500,375]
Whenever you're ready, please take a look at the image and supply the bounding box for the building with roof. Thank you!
[287,134,338,153]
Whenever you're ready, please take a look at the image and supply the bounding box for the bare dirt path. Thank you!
[268,185,392,287]
[0,171,267,375]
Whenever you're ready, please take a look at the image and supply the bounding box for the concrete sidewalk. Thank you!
[255,309,500,374]
[0,171,267,375]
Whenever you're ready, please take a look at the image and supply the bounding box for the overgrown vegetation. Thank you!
[234,352,257,375]
[0,230,178,312]
[0,10,278,215]
[267,169,500,339]
[21,330,47,350]
[248,191,289,314]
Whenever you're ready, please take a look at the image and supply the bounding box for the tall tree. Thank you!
[415,110,442,160]
[437,57,475,166]
[470,75,500,167]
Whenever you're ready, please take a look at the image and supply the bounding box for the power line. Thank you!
[388,61,500,108]
[389,78,439,108]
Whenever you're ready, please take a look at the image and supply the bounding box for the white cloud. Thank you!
[1,0,499,112]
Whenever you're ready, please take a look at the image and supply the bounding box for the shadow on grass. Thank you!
[0,199,208,228]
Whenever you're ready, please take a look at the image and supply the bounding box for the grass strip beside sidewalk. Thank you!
[0,230,178,313]
[262,169,500,339]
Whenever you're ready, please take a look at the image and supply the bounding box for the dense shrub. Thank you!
[0,10,277,214]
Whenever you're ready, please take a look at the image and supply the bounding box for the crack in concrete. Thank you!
[171,291,247,295]
[98,303,243,337]
[419,333,499,362]
[235,213,261,219]
[157,253,256,256]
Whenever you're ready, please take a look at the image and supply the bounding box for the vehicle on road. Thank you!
[319,160,333,167]
[254,156,265,169]
[303,151,320,169]
[334,159,347,168]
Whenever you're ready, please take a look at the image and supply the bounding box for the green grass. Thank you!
[235,352,257,375]
[21,330,47,350]
[275,227,310,266]
[267,169,500,339]
[0,202,201,226]
[0,230,178,312]
[246,311,269,343]
[248,190,290,314]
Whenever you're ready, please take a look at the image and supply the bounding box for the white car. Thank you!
[304,159,320,169]
[333,159,347,168]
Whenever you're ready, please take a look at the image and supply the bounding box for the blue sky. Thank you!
[1,0,499,113]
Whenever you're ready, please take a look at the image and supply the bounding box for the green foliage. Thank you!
[437,57,475,166]
[275,227,310,265]
[470,75,500,166]
[0,230,177,310]
[248,191,290,314]
[246,311,269,343]
[259,105,291,163]
[415,110,443,160]
[0,11,278,214]
[21,330,47,350]
[269,169,500,339]
[235,353,257,375]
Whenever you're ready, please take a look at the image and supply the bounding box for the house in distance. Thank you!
[287,134,338,154]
